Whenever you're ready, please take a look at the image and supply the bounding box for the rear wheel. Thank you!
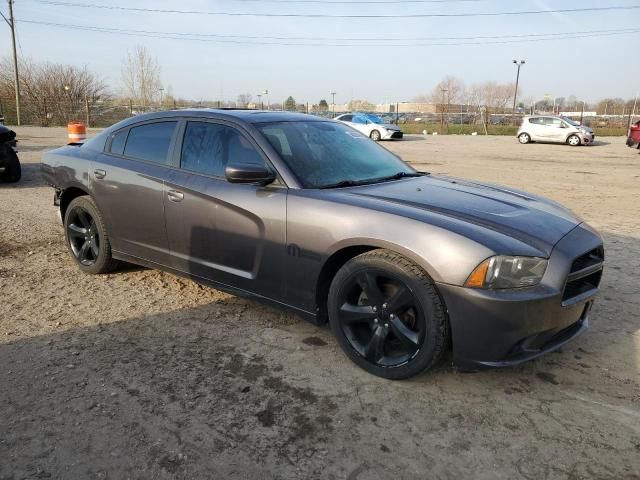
[328,249,449,379]
[64,196,119,274]
[518,133,531,144]
[370,130,381,141]
[567,134,581,147]
[0,150,21,182]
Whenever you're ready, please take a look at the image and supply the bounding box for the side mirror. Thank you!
[225,162,276,185]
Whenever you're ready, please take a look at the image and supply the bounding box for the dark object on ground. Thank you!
[0,125,20,183]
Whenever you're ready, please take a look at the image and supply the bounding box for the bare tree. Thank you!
[0,56,108,126]
[237,93,252,108]
[121,46,162,110]
[430,76,465,105]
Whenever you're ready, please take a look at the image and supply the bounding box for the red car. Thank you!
[627,120,640,150]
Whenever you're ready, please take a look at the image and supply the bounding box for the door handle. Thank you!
[94,169,106,179]
[167,190,184,202]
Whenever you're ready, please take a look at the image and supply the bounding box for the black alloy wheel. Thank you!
[64,196,119,274]
[67,206,100,266]
[337,269,425,367]
[328,249,448,379]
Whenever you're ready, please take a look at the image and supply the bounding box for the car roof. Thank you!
[116,109,325,126]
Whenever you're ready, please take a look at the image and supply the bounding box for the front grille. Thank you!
[562,245,604,304]
[570,246,604,272]
[391,131,403,139]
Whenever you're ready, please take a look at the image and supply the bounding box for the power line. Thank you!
[17,21,640,43]
[17,19,640,46]
[31,1,640,18]
[184,0,484,3]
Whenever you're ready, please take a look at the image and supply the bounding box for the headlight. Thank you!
[464,256,548,289]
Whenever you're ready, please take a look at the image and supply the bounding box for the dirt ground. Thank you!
[1,127,639,480]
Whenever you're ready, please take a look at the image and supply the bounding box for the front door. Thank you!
[90,120,179,265]
[164,119,287,302]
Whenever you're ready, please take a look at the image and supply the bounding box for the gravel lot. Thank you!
[1,127,639,479]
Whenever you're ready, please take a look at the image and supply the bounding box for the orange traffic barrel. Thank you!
[67,122,86,143]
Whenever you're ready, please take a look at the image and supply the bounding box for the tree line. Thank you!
[0,49,636,127]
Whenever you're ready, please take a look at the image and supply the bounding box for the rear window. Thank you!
[124,122,177,164]
[528,117,543,125]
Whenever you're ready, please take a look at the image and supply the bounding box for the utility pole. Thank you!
[440,88,448,134]
[5,0,21,125]
[331,92,336,118]
[512,60,525,124]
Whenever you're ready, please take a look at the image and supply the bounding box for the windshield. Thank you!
[561,116,579,126]
[256,121,415,188]
[364,114,384,124]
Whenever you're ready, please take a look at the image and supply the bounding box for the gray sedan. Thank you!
[41,110,604,379]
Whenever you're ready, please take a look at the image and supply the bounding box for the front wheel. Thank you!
[518,133,531,144]
[64,196,120,274]
[328,249,449,379]
[370,130,381,141]
[567,134,581,146]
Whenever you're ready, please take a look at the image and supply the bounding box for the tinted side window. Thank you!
[181,122,227,177]
[528,117,543,125]
[227,129,265,166]
[109,129,128,155]
[124,122,177,164]
[352,116,367,125]
[181,122,265,177]
[340,115,353,122]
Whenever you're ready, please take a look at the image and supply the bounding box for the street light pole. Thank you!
[257,94,262,110]
[331,92,336,118]
[4,0,21,125]
[512,60,525,122]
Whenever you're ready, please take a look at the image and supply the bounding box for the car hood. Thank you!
[331,175,581,255]
[377,123,400,131]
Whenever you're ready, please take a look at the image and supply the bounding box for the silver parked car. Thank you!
[517,115,594,146]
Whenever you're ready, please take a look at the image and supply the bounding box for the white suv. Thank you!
[517,116,594,146]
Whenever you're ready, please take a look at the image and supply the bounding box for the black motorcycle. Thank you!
[0,124,21,183]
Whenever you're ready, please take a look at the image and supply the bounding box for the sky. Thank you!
[2,0,639,105]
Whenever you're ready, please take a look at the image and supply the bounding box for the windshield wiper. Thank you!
[375,171,426,183]
[318,179,372,189]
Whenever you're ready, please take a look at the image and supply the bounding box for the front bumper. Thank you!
[382,130,403,140]
[438,223,604,369]
[580,132,594,145]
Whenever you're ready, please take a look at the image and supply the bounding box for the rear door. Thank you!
[90,120,179,265]
[526,117,545,140]
[164,118,287,301]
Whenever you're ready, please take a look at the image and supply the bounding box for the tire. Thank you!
[328,249,449,379]
[567,134,581,147]
[64,196,119,274]
[370,130,381,142]
[518,133,531,144]
[0,150,21,183]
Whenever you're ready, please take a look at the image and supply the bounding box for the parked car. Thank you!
[517,115,594,146]
[335,113,403,141]
[627,120,640,150]
[0,124,21,183]
[41,110,604,379]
